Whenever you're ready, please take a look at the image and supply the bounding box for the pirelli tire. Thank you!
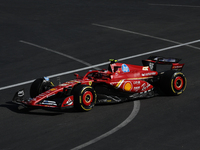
[159,70,187,96]
[30,77,54,98]
[73,84,97,112]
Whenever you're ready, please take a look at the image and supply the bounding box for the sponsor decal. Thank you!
[63,96,74,107]
[122,64,130,72]
[141,83,151,91]
[141,72,156,76]
[142,66,149,71]
[65,97,73,106]
[133,81,141,85]
[42,100,57,106]
[134,86,140,92]
[172,65,183,69]
[124,82,132,91]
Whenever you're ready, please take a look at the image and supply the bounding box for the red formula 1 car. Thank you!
[13,56,187,111]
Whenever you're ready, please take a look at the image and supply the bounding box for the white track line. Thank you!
[92,23,200,51]
[71,100,140,150]
[19,40,100,70]
[117,39,200,61]
[1,39,200,91]
[149,3,200,8]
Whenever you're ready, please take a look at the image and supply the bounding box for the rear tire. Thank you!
[159,70,187,95]
[30,77,53,98]
[73,85,97,112]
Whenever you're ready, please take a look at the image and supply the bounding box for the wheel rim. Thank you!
[82,91,93,106]
[174,76,184,91]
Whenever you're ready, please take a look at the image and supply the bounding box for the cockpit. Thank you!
[108,59,122,73]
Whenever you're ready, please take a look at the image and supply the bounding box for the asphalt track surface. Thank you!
[1,0,200,150]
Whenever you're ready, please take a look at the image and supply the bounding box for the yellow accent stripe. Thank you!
[116,80,122,87]
[115,80,124,88]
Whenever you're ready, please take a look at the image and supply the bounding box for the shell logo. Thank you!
[124,82,132,91]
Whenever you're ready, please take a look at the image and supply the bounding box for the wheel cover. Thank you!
[82,91,93,106]
[174,76,184,91]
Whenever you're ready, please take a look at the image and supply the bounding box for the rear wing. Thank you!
[142,56,184,71]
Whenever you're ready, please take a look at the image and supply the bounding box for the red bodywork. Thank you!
[14,57,184,110]
[20,62,159,109]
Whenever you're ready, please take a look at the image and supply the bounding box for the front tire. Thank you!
[30,77,54,98]
[73,85,97,111]
[159,70,187,95]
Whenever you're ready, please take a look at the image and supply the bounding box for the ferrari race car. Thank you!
[13,56,187,112]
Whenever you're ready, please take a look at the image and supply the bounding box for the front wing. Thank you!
[12,89,74,110]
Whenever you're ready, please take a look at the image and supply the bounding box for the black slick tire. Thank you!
[73,84,97,112]
[30,78,53,98]
[159,70,187,96]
